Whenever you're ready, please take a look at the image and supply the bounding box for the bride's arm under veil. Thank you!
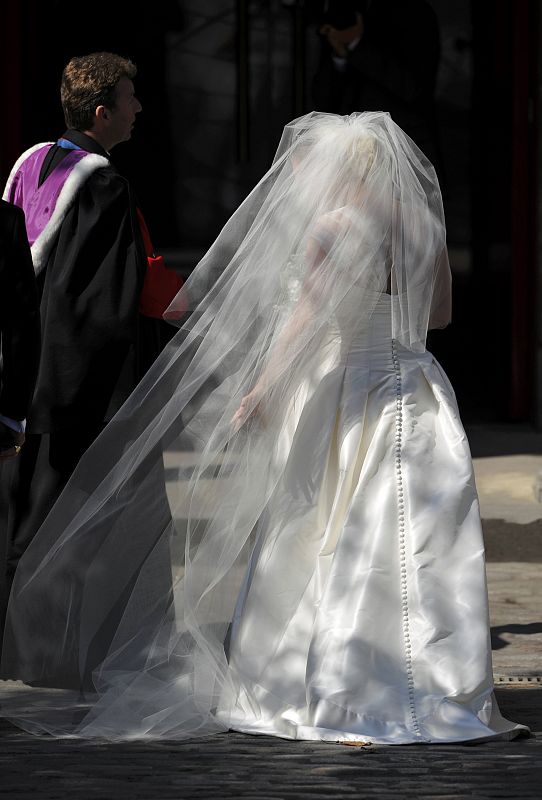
[230,202,398,434]
[231,235,329,431]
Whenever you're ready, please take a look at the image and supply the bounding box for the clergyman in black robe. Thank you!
[0,53,172,650]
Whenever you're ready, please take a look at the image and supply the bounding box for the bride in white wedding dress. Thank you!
[0,112,527,744]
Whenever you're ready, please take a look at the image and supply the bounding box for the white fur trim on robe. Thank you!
[2,142,53,203]
[3,144,109,276]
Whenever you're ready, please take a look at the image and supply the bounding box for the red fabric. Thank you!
[137,208,187,319]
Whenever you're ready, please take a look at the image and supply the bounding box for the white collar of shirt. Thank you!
[0,413,25,433]
[332,36,361,71]
[348,36,361,51]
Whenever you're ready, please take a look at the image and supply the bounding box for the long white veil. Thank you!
[0,112,451,739]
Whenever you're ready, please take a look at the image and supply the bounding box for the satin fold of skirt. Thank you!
[219,297,527,744]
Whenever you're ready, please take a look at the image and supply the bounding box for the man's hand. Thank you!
[320,24,349,58]
[319,13,364,59]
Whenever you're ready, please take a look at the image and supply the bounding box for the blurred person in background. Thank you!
[312,0,441,170]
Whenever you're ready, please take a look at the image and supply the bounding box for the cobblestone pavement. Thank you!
[0,686,539,800]
[487,563,542,677]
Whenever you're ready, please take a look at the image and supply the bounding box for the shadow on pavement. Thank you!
[491,623,542,650]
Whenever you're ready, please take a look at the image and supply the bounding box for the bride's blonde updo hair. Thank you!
[309,118,381,185]
[287,115,391,218]
[342,130,379,181]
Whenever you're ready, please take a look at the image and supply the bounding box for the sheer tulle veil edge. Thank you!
[0,111,452,740]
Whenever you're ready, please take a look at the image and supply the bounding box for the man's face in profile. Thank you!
[105,77,142,148]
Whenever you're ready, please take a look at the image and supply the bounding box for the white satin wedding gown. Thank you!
[217,293,527,744]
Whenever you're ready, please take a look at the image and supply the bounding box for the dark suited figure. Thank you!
[0,54,170,642]
[0,201,40,626]
[312,0,441,170]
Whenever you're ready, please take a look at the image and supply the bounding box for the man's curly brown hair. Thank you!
[61,52,137,130]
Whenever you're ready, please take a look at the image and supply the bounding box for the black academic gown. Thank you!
[0,201,40,626]
[1,131,171,646]
[30,129,152,431]
[0,201,40,423]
